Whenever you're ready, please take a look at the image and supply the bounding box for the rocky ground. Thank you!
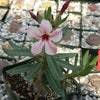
[0,0,100,100]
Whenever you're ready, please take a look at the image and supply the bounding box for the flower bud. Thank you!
[51,14,54,21]
[60,0,71,15]
[29,11,38,22]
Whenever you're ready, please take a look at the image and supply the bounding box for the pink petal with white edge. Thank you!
[40,19,52,34]
[27,27,42,39]
[49,29,62,42]
[31,40,44,55]
[45,40,57,55]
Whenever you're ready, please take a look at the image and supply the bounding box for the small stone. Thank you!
[92,97,97,100]
[0,0,9,6]
[0,60,9,72]
[9,21,19,33]
[92,21,99,26]
[68,6,75,10]
[14,15,21,19]
[85,95,92,100]
[14,0,25,8]
[89,75,100,89]
[89,4,98,12]
[86,34,100,46]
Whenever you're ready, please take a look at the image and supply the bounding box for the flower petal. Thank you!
[40,19,52,34]
[31,40,44,55]
[27,27,42,39]
[49,29,62,42]
[45,40,57,55]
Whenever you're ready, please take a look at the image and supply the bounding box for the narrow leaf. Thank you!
[54,16,62,27]
[25,62,42,81]
[45,68,64,97]
[47,7,52,21]
[74,53,78,66]
[6,64,36,74]
[60,16,68,24]
[56,53,77,59]
[37,12,42,22]
[82,50,89,69]
[47,56,63,80]
[68,11,81,15]
[89,56,99,66]
[71,56,99,77]
[3,48,33,57]
[44,10,47,19]
[9,41,21,49]
[56,59,81,71]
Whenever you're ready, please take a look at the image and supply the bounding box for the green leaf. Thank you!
[56,53,77,59]
[44,10,47,19]
[47,56,63,80]
[47,7,52,21]
[3,48,33,57]
[82,50,90,69]
[62,25,69,39]
[60,16,68,24]
[56,59,81,71]
[74,53,78,66]
[89,55,99,67]
[68,11,81,15]
[91,71,100,73]
[25,62,42,81]
[71,56,99,77]
[9,41,21,49]
[81,55,98,76]
[59,14,69,26]
[6,64,36,74]
[37,12,42,22]
[45,68,65,97]
[53,16,62,27]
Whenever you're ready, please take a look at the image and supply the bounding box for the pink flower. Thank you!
[27,19,62,55]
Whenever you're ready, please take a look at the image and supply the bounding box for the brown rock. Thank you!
[9,21,19,33]
[0,60,9,72]
[67,6,75,10]
[92,21,99,26]
[87,34,100,46]
[14,15,21,19]
[67,20,72,23]
[0,0,9,6]
[89,4,98,12]
[14,0,25,7]
[89,75,100,89]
